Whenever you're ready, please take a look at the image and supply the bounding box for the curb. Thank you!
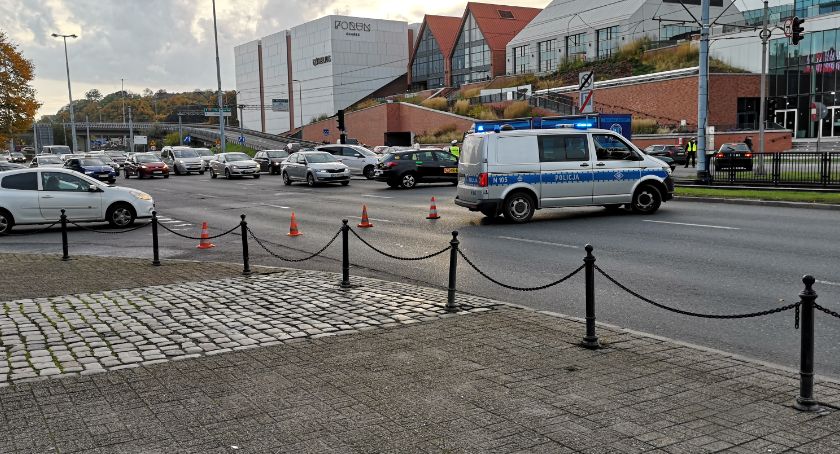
[674,196,840,210]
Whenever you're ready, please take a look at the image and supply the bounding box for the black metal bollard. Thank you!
[581,244,600,349]
[794,275,821,412]
[151,211,161,266]
[445,231,459,312]
[60,209,69,261]
[240,214,251,275]
[341,219,351,288]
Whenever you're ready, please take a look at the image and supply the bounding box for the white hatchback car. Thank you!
[0,168,154,234]
[317,144,380,179]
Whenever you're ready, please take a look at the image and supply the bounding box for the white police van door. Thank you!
[591,133,643,204]
[538,134,593,206]
[493,135,540,200]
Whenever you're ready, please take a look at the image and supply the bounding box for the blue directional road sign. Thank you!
[183,135,191,144]
[238,136,245,145]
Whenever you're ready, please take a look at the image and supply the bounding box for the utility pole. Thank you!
[32,122,38,154]
[238,104,245,140]
[293,79,303,127]
[52,33,78,152]
[178,113,183,144]
[85,115,90,152]
[122,78,126,148]
[758,0,769,153]
[128,106,134,154]
[212,0,226,153]
[696,0,710,182]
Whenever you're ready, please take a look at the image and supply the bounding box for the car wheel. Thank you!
[108,179,116,184]
[307,173,316,187]
[210,169,217,179]
[253,174,260,179]
[106,203,136,228]
[386,180,400,189]
[124,171,130,179]
[163,175,169,179]
[340,181,349,186]
[502,191,535,223]
[173,166,181,176]
[225,168,232,179]
[0,209,14,235]
[363,165,375,180]
[199,171,205,175]
[400,172,417,189]
[282,171,292,186]
[631,185,662,214]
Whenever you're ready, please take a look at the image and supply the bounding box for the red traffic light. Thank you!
[792,16,805,46]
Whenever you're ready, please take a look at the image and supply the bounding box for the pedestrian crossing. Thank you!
[156,216,193,232]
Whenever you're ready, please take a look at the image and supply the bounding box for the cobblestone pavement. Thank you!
[2,306,840,453]
[0,270,495,385]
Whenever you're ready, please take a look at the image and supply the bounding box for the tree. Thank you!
[0,31,41,144]
[85,89,102,102]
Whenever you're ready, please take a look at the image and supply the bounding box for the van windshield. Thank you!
[460,136,484,165]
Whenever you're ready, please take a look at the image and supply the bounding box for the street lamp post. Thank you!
[52,33,78,152]
[293,79,303,128]
[211,0,226,153]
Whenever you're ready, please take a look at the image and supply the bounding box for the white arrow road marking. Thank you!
[816,280,840,287]
[497,236,579,249]
[362,194,394,199]
[643,220,740,230]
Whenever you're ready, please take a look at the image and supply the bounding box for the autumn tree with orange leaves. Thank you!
[0,31,40,145]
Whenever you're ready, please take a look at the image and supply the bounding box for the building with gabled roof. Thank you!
[409,15,462,91]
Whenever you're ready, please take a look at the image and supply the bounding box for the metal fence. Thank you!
[709,152,840,188]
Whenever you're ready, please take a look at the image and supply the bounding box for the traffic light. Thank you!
[337,109,345,131]
[791,16,805,46]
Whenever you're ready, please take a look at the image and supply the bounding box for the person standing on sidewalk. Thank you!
[744,136,753,152]
[684,138,697,168]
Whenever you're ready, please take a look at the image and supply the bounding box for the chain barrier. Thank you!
[157,221,240,240]
[458,249,585,291]
[67,220,151,234]
[349,228,451,261]
[248,227,341,262]
[814,303,840,320]
[3,222,59,236]
[595,265,801,320]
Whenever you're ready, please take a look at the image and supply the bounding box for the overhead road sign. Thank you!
[204,107,232,117]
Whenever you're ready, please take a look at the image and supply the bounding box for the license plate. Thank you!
[444,168,458,174]
[153,171,163,174]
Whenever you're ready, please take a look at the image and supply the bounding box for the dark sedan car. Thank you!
[64,157,118,184]
[254,150,290,174]
[713,143,753,171]
[373,149,458,189]
[124,153,170,179]
[646,145,686,164]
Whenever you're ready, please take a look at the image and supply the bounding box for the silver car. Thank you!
[317,144,380,179]
[161,146,206,175]
[209,152,260,179]
[29,155,65,168]
[280,151,350,186]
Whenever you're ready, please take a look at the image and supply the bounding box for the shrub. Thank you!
[503,101,531,119]
[453,99,471,115]
[421,97,449,111]
[163,132,182,146]
[461,88,481,99]
[632,118,659,135]
[349,99,380,112]
[401,95,422,105]
[470,106,499,120]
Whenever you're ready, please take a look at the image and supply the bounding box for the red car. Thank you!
[124,153,170,179]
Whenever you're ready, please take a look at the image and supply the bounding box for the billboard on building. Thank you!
[272,99,290,112]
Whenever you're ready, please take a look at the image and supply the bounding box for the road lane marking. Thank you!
[173,224,192,227]
[497,236,578,249]
[643,220,740,230]
[348,215,394,223]
[817,279,840,287]
[265,204,290,209]
[362,194,394,199]
[195,193,217,198]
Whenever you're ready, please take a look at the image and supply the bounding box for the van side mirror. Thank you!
[88,185,99,192]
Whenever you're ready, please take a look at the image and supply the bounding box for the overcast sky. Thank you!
[3,0,772,117]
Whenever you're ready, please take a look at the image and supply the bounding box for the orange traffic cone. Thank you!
[196,222,215,249]
[358,205,374,228]
[426,197,441,220]
[287,212,303,237]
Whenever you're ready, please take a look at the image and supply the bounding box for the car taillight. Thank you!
[715,153,724,158]
[478,172,488,188]
[745,153,753,158]
[386,161,398,168]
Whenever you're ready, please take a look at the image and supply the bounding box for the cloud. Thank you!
[2,0,548,116]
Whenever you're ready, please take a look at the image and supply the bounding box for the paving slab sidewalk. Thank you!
[1,254,840,453]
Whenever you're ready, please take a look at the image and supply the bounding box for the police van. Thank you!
[455,124,674,223]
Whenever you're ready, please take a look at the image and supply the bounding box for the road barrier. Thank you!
[11,210,840,412]
[709,151,840,188]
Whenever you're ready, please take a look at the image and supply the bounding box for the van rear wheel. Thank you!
[502,192,535,223]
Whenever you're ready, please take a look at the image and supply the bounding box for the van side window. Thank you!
[496,136,539,164]
[593,134,638,161]
[538,135,589,162]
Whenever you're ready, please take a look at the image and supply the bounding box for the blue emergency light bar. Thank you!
[471,114,632,139]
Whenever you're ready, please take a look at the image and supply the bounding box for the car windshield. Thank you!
[266,151,289,158]
[174,149,199,158]
[81,159,107,166]
[39,156,62,164]
[135,154,159,163]
[195,148,213,156]
[722,143,750,152]
[305,153,338,163]
[11,152,23,157]
[47,146,71,155]
[106,151,125,157]
[225,153,251,162]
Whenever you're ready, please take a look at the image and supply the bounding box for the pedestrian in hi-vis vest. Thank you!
[684,138,697,168]
[449,140,460,158]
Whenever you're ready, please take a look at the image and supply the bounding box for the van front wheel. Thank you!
[631,185,662,214]
[503,192,535,223]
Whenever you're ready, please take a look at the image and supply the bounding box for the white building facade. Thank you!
[235,15,409,134]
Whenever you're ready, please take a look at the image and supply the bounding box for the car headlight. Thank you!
[140,165,148,169]
[177,160,184,165]
[162,164,169,170]
[272,162,279,166]
[84,170,94,174]
[129,190,152,201]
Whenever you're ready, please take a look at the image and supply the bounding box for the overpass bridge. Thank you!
[59,122,318,151]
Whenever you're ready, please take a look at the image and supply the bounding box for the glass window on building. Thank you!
[451,12,492,86]
[565,33,587,62]
[661,24,698,41]
[411,27,445,90]
[513,45,529,74]
[538,40,556,73]
[796,0,840,19]
[596,26,619,59]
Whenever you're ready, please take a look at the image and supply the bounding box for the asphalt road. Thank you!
[3,173,840,378]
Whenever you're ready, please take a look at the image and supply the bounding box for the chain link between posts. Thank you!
[458,249,585,291]
[349,228,451,261]
[814,303,840,320]
[3,222,59,236]
[67,220,151,234]
[248,227,340,262]
[157,221,240,240]
[595,265,802,321]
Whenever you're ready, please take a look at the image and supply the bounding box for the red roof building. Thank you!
[409,15,462,91]
[450,2,541,87]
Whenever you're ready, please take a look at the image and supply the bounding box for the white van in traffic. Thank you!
[455,125,674,223]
